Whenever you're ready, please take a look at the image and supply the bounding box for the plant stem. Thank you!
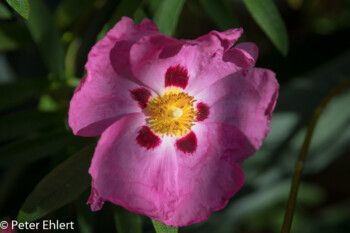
[281,78,350,233]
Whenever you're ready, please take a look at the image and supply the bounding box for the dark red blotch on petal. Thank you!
[196,102,210,121]
[136,126,161,149]
[176,131,197,153]
[130,88,151,109]
[165,65,189,89]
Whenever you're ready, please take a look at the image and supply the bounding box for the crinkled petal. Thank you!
[194,28,243,53]
[234,42,259,62]
[69,17,158,136]
[88,113,180,221]
[129,30,255,94]
[195,68,279,152]
[109,17,160,81]
[162,123,246,226]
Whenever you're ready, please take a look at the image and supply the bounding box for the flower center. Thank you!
[146,89,197,137]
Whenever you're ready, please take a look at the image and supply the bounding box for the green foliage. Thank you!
[153,0,186,36]
[0,2,12,19]
[6,0,30,19]
[26,0,65,81]
[0,130,84,167]
[97,0,143,40]
[54,0,95,30]
[152,220,178,233]
[17,145,95,222]
[0,80,48,112]
[242,0,289,56]
[113,206,142,233]
[0,22,33,50]
[199,0,239,30]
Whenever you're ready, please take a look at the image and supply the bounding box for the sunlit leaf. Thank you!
[152,220,178,233]
[113,206,142,233]
[242,0,289,56]
[199,0,239,30]
[153,0,186,36]
[26,0,65,81]
[6,0,30,19]
[17,145,95,222]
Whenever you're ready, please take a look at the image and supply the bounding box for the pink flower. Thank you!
[68,17,279,226]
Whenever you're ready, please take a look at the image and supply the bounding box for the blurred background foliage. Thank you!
[1,0,350,232]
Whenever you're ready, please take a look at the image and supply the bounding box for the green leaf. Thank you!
[0,80,48,112]
[26,0,65,81]
[113,206,142,233]
[0,2,12,19]
[242,0,289,56]
[6,0,30,19]
[153,0,186,36]
[199,0,239,30]
[152,220,178,233]
[0,130,84,167]
[17,145,95,222]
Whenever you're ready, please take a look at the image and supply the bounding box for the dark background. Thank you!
[1,0,350,232]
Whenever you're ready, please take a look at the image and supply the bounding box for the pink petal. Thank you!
[195,68,279,153]
[129,35,195,92]
[194,28,243,53]
[162,123,247,226]
[88,113,180,221]
[69,17,158,136]
[109,18,160,81]
[129,30,254,94]
[235,42,259,62]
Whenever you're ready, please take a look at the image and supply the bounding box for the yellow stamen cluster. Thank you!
[146,89,197,137]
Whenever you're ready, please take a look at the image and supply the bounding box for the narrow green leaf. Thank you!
[26,0,65,81]
[242,0,289,56]
[0,2,12,19]
[6,0,30,19]
[17,145,95,222]
[77,193,95,233]
[0,80,48,112]
[199,0,239,30]
[152,220,178,233]
[113,206,142,233]
[153,0,186,36]
[0,130,84,167]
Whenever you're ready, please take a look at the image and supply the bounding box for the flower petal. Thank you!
[235,42,259,62]
[109,17,159,81]
[129,35,195,92]
[194,28,243,53]
[129,30,255,94]
[195,68,279,152]
[69,17,157,136]
[163,123,246,226]
[88,113,180,221]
